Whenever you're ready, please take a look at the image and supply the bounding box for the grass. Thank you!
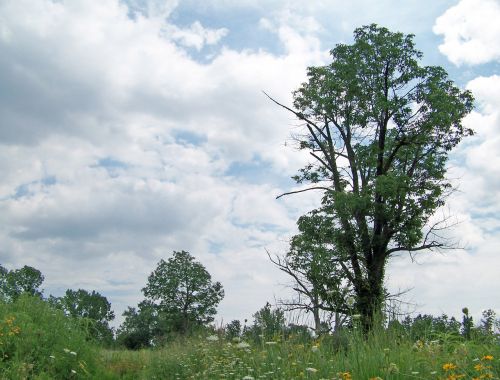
[1,296,499,379]
[103,329,500,379]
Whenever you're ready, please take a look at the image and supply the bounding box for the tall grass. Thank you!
[0,295,113,379]
[104,325,500,379]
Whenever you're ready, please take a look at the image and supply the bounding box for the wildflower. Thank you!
[236,341,250,349]
[71,369,76,374]
[242,376,254,380]
[70,351,77,356]
[443,363,457,371]
[206,335,219,342]
[338,372,352,380]
[49,355,55,359]
[430,371,437,375]
[481,355,493,361]
[311,345,319,353]
[63,348,70,353]
[306,367,318,373]
[474,363,484,371]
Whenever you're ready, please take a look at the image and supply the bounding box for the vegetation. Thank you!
[1,272,499,379]
[50,289,115,345]
[269,24,474,330]
[0,24,496,380]
[117,250,225,349]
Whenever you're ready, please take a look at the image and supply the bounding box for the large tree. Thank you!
[270,24,474,330]
[142,250,224,334]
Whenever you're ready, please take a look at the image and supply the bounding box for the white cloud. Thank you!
[433,0,500,65]
[165,21,228,51]
[0,0,328,325]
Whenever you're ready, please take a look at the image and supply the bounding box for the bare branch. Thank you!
[276,186,330,199]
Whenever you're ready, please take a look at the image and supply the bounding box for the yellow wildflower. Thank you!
[481,355,493,361]
[443,363,457,371]
[474,363,484,371]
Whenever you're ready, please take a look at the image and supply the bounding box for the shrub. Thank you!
[0,294,112,379]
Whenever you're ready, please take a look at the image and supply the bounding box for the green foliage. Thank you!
[118,251,224,348]
[51,289,115,345]
[245,302,286,342]
[225,320,242,340]
[104,315,500,379]
[0,294,113,379]
[275,24,474,329]
[400,313,461,341]
[116,301,159,349]
[142,251,224,335]
[0,264,44,302]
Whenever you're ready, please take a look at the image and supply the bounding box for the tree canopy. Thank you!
[0,264,44,302]
[142,250,224,334]
[52,289,115,343]
[271,24,474,330]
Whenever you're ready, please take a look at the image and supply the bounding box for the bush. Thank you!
[0,294,112,379]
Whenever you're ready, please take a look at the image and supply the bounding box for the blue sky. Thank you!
[0,0,499,327]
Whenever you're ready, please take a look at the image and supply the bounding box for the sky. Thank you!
[1,0,499,328]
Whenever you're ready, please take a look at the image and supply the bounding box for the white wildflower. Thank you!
[71,369,77,374]
[236,341,251,349]
[206,335,219,342]
[311,345,319,353]
[63,348,70,353]
[70,351,77,356]
[49,355,55,359]
[306,367,318,373]
[242,376,254,380]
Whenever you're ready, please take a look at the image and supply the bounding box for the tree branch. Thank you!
[276,186,330,200]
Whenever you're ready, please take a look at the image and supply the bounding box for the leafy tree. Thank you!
[53,289,115,344]
[142,250,224,334]
[269,213,353,334]
[225,319,242,340]
[269,24,474,330]
[116,300,159,349]
[0,265,44,302]
[247,302,286,341]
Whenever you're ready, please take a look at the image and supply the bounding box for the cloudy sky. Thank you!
[1,0,499,327]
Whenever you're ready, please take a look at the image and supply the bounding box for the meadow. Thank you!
[1,295,499,379]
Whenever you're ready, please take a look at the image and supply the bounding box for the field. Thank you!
[1,296,499,379]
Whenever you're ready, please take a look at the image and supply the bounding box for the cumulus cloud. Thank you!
[0,0,329,324]
[433,0,500,65]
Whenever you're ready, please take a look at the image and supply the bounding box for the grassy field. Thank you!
[1,296,499,379]
[102,331,499,380]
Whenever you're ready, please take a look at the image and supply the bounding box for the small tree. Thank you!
[225,320,242,340]
[0,265,44,302]
[54,289,115,344]
[116,300,159,349]
[269,213,353,335]
[247,302,286,341]
[142,251,224,334]
[269,24,474,330]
